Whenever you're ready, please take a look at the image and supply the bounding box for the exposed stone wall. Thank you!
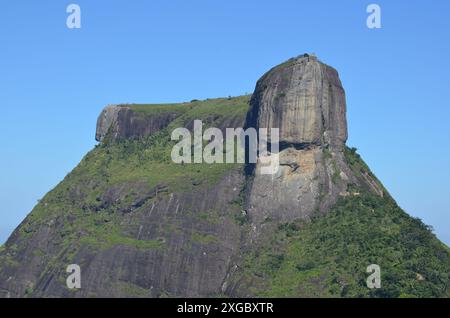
[246,54,347,148]
[245,55,373,237]
[96,105,180,142]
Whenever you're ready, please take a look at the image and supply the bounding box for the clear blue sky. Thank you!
[1,0,449,245]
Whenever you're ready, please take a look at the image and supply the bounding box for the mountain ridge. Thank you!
[0,55,448,298]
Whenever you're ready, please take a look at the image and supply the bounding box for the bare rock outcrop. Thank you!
[246,54,347,148]
[96,105,180,142]
[245,54,379,235]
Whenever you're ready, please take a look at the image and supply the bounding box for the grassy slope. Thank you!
[122,95,249,119]
[237,148,450,298]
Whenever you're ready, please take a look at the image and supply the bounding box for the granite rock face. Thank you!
[245,55,378,235]
[4,55,442,299]
[246,54,347,148]
[96,105,180,142]
[0,171,245,298]
[95,105,121,142]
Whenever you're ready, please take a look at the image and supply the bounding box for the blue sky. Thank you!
[1,0,449,245]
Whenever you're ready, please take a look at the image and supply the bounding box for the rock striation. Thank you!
[245,54,380,235]
[246,54,347,148]
[96,105,180,142]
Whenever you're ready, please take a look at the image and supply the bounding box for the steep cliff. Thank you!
[0,56,448,298]
[246,54,347,147]
[245,54,383,236]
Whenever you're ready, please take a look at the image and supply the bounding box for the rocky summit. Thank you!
[0,55,449,298]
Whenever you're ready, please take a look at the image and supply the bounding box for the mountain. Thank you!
[0,54,449,298]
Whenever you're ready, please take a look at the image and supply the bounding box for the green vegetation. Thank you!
[97,131,240,192]
[191,231,218,244]
[121,102,189,115]
[276,92,286,99]
[23,95,249,216]
[124,95,249,121]
[196,210,221,224]
[24,285,34,296]
[345,147,371,175]
[99,95,250,191]
[8,96,249,262]
[0,245,20,268]
[234,210,250,226]
[235,149,449,297]
[3,97,448,298]
[344,146,387,195]
[78,221,163,250]
[331,160,341,184]
[116,281,150,297]
[239,190,450,297]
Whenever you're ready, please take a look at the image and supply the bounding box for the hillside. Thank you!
[0,55,448,298]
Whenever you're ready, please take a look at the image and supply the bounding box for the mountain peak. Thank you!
[246,54,347,148]
[0,56,448,298]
